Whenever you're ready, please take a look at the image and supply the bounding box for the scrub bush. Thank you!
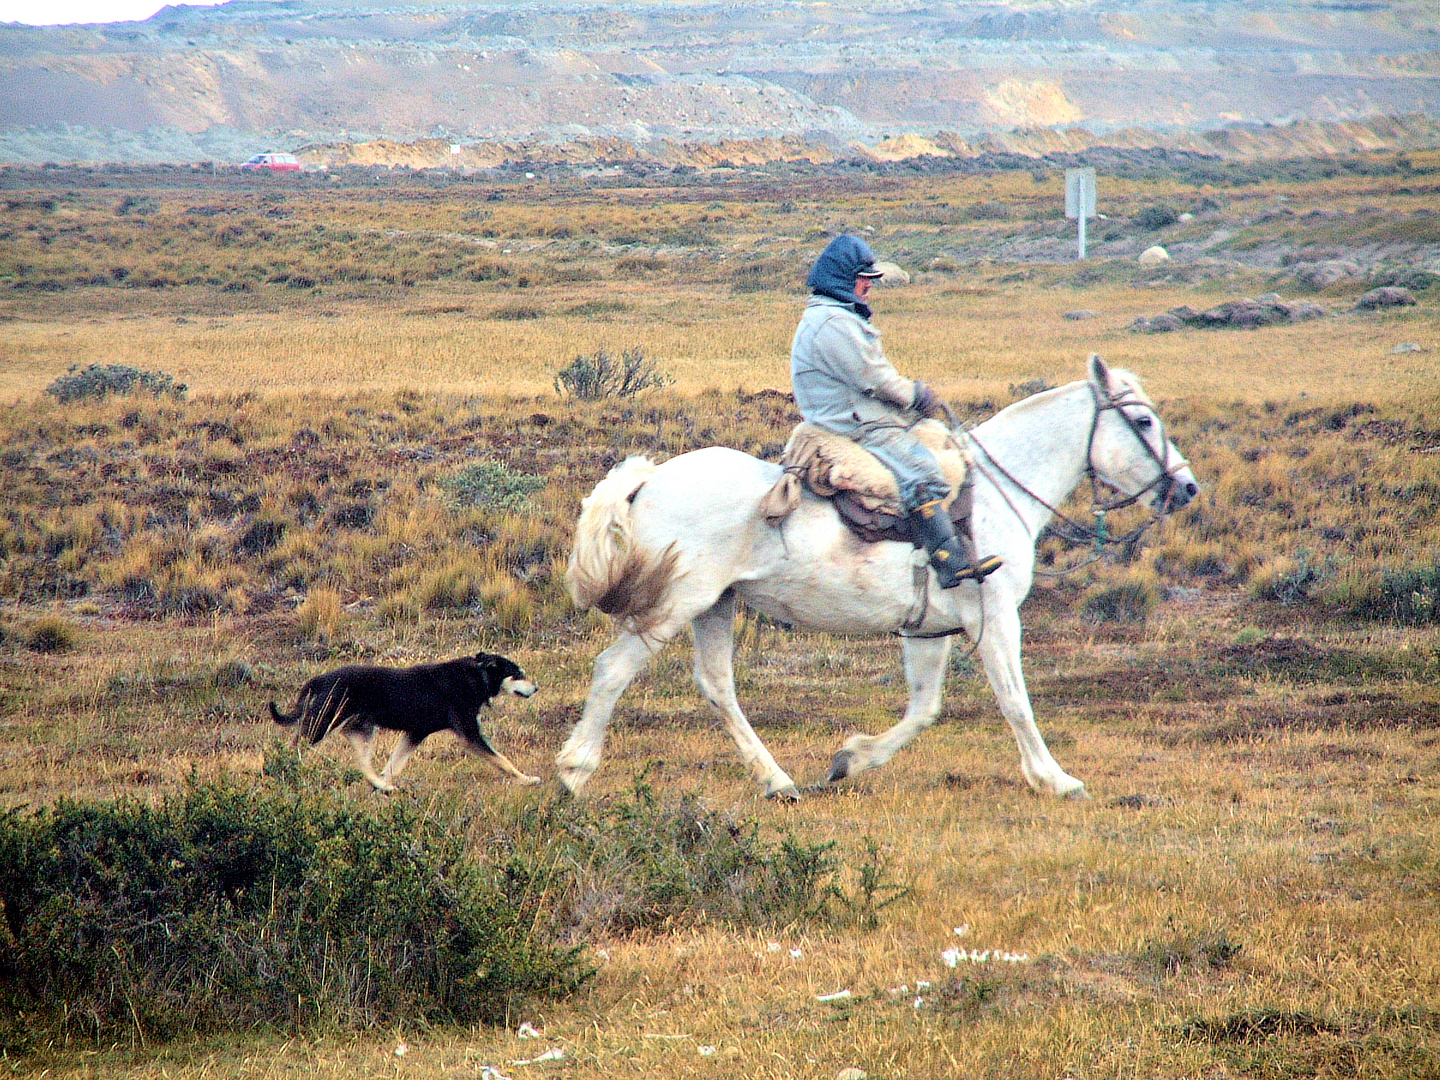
[553,346,671,400]
[45,364,187,403]
[0,756,590,1050]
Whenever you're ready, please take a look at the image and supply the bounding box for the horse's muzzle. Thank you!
[1157,473,1200,512]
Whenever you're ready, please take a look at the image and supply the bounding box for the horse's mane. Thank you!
[986,368,1152,426]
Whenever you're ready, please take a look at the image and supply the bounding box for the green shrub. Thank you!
[501,777,904,938]
[494,776,906,940]
[45,364,187,404]
[504,780,831,937]
[1082,579,1156,624]
[441,461,547,511]
[554,346,671,401]
[0,754,590,1049]
[1134,202,1180,231]
[1341,562,1440,625]
[25,616,76,653]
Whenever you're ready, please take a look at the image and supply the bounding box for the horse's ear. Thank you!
[1088,353,1112,390]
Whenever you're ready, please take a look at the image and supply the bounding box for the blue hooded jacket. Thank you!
[806,234,879,319]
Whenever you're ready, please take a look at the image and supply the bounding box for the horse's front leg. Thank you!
[978,604,1087,799]
[827,635,951,783]
[557,630,664,795]
[692,592,799,800]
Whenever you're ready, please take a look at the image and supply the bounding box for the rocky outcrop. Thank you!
[279,114,1440,173]
[1131,295,1328,332]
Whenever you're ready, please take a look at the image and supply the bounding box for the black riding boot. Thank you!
[909,500,1003,588]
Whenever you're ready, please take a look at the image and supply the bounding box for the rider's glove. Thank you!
[912,381,942,418]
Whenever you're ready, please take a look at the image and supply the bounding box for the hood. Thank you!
[805,234,879,318]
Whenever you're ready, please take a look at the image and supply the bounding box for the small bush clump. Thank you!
[25,616,76,653]
[1082,579,1156,624]
[1251,552,1326,605]
[441,461,547,511]
[495,776,908,940]
[1341,561,1440,625]
[0,755,589,1050]
[554,346,671,400]
[1134,202,1180,231]
[45,364,187,404]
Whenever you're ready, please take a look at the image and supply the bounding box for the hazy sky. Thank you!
[0,0,226,25]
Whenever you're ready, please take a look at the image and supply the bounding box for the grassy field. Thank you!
[2,155,1440,1078]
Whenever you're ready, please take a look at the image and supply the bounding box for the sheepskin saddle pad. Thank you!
[760,419,973,545]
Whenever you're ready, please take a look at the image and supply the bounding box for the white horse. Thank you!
[559,355,1198,801]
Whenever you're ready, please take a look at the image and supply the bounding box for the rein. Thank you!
[895,379,1189,641]
[966,381,1191,573]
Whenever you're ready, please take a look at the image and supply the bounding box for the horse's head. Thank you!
[1086,354,1199,513]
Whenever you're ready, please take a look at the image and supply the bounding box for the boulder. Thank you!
[1138,245,1170,266]
[871,260,911,286]
[1063,310,1098,320]
[1357,286,1417,310]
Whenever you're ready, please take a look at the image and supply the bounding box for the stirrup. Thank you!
[932,547,1003,588]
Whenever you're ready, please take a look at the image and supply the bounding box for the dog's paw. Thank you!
[519,774,543,786]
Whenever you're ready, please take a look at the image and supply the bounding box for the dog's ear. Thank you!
[471,652,506,691]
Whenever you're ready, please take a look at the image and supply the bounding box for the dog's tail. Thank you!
[566,456,679,634]
[269,700,300,727]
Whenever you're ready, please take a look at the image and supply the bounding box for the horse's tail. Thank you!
[567,456,680,633]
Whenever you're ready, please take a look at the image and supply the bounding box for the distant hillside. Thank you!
[1,0,1438,165]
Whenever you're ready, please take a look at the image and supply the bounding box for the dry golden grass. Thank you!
[2,159,1440,1077]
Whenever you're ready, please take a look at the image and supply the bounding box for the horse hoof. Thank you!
[765,785,801,803]
[1064,785,1091,801]
[826,750,853,784]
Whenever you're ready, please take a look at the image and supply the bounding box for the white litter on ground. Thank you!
[816,989,852,1003]
[942,946,1029,966]
[517,1022,542,1039]
[698,1045,718,1057]
[510,1047,565,1065]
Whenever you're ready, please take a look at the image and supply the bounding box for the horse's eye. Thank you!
[1135,415,1153,429]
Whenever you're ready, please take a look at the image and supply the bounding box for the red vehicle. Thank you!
[240,152,301,173]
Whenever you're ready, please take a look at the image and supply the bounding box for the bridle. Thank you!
[964,380,1192,559]
[899,381,1191,640]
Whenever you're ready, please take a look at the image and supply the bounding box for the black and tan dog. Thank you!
[269,652,540,792]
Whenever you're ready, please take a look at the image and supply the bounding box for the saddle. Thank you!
[760,419,974,545]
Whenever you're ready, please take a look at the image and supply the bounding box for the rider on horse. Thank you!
[790,234,1002,587]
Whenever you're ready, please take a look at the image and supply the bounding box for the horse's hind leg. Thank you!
[691,591,799,801]
[828,635,952,783]
[557,630,665,795]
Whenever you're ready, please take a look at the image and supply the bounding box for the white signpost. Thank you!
[1065,167,1097,260]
